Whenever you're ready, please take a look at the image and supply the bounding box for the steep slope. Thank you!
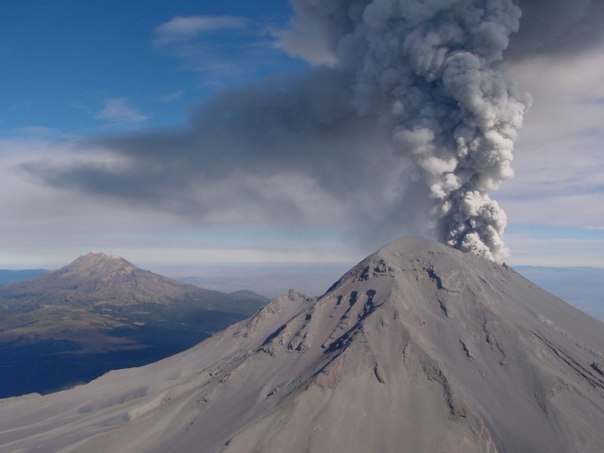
[0,238,602,452]
[0,253,266,397]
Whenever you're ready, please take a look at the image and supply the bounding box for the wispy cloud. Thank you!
[154,15,246,46]
[16,126,67,138]
[96,98,147,125]
[159,90,185,102]
[152,14,289,89]
[498,45,604,232]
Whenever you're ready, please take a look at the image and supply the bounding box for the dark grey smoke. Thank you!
[508,0,604,59]
[24,0,604,261]
[26,71,431,246]
[314,0,530,262]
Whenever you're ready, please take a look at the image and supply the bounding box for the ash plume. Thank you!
[282,0,529,262]
[24,0,604,261]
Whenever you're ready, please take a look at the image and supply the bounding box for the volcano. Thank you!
[0,252,266,397]
[0,237,602,452]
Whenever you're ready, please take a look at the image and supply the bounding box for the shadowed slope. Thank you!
[0,238,602,452]
[0,252,266,397]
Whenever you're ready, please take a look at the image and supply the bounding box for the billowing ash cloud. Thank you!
[308,0,530,262]
[24,0,604,261]
[279,0,604,263]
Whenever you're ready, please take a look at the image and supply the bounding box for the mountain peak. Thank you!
[81,251,126,261]
[66,252,135,273]
[0,251,187,307]
[0,237,602,452]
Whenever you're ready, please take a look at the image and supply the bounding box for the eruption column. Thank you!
[288,0,530,262]
[356,0,529,262]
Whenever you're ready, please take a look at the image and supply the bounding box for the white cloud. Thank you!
[151,14,295,90]
[0,139,186,266]
[506,235,604,267]
[16,126,64,137]
[0,138,362,270]
[154,15,245,46]
[96,98,147,125]
[499,45,604,228]
[501,193,604,230]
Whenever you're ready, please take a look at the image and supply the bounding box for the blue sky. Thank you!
[1,0,604,273]
[1,0,300,135]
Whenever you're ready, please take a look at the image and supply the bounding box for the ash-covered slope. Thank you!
[1,238,603,452]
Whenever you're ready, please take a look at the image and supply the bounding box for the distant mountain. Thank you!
[0,252,267,397]
[0,268,48,286]
[0,252,263,312]
[0,238,602,452]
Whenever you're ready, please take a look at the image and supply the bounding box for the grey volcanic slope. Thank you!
[0,238,603,452]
